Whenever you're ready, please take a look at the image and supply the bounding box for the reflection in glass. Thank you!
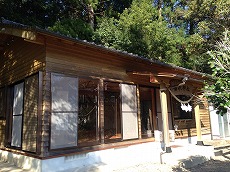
[51,113,78,149]
[11,116,22,147]
[11,82,24,147]
[121,84,138,140]
[51,75,78,111]
[13,83,24,115]
[51,74,78,149]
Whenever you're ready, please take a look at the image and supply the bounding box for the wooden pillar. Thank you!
[194,103,204,145]
[160,83,172,153]
[151,89,157,130]
[137,85,142,139]
[99,79,105,144]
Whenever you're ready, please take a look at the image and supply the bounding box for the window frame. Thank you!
[49,73,101,150]
[0,86,7,119]
[10,81,25,149]
[5,72,42,153]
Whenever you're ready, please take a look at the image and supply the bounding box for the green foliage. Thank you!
[49,18,94,41]
[205,30,230,115]
[95,0,230,71]
[94,0,187,66]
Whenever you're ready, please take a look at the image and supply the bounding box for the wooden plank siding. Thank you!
[0,120,6,148]
[0,37,45,86]
[40,72,51,157]
[199,98,211,135]
[46,48,128,80]
[22,74,39,152]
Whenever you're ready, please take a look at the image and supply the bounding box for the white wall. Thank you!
[209,106,230,139]
[209,106,221,138]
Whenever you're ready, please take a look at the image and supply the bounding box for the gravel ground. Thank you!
[113,162,175,172]
[114,156,230,172]
[114,139,230,172]
[184,139,230,172]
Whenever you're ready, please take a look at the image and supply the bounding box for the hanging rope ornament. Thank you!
[168,87,194,112]
[180,103,192,112]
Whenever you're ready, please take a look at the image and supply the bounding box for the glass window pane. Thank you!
[13,83,24,115]
[51,75,78,112]
[122,112,138,140]
[121,84,137,112]
[51,113,78,149]
[121,84,138,140]
[11,116,22,147]
[78,78,98,144]
[51,74,79,149]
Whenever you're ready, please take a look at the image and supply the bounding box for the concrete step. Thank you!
[214,145,230,157]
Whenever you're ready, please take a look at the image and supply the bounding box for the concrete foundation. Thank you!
[0,135,214,172]
[0,142,163,172]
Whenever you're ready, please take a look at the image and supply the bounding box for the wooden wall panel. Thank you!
[40,72,51,157]
[45,38,165,83]
[174,98,211,138]
[22,74,39,152]
[46,47,128,81]
[0,120,6,148]
[0,37,45,87]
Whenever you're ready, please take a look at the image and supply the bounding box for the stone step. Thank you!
[214,145,230,157]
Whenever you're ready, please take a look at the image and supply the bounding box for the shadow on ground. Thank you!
[173,159,230,172]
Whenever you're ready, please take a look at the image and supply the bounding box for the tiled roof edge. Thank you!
[0,18,211,79]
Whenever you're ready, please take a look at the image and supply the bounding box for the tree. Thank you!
[48,18,94,41]
[94,0,188,66]
[205,30,230,115]
[0,0,52,27]
[179,0,230,72]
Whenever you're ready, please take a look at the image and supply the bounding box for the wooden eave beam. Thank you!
[0,27,36,41]
[127,70,205,85]
[126,71,152,76]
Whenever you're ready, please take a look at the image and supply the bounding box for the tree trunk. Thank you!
[158,0,163,21]
[87,4,95,29]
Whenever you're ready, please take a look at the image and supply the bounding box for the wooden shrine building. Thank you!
[0,19,211,171]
